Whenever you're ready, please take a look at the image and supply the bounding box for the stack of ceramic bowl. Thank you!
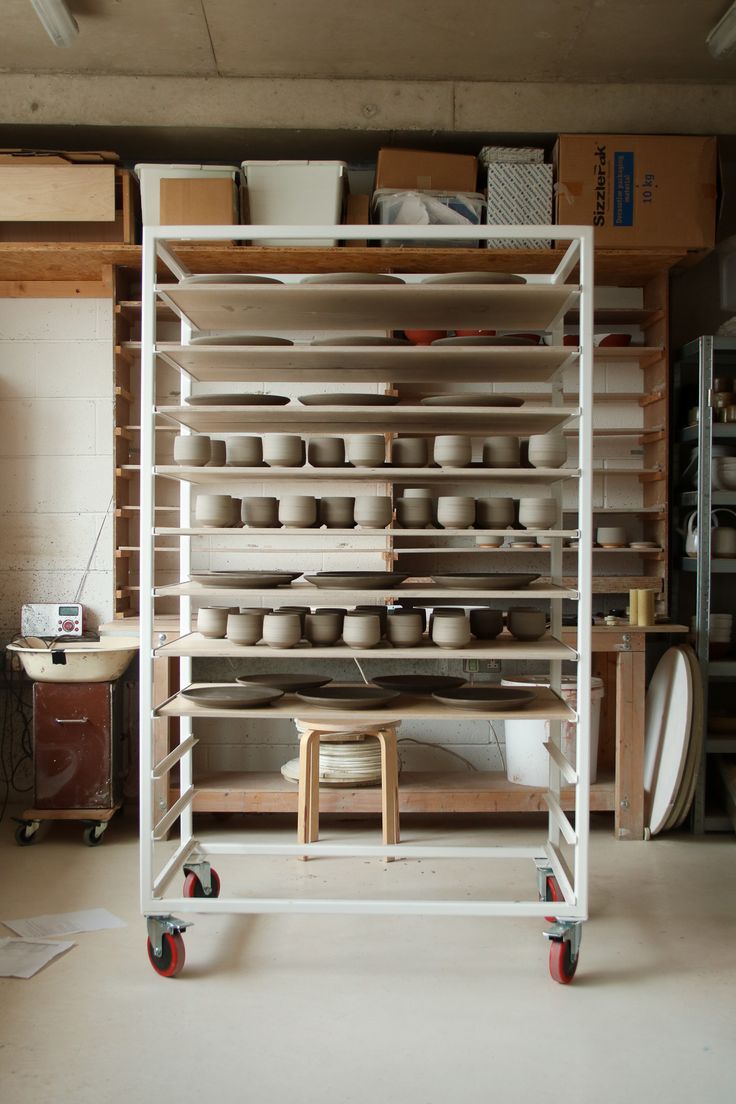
[434,435,472,468]
[174,434,211,466]
[482,436,520,468]
[715,455,736,490]
[527,428,567,469]
[195,493,240,528]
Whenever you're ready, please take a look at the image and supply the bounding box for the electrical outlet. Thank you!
[483,660,502,674]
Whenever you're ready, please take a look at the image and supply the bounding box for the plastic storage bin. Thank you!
[240,160,346,246]
[135,164,239,225]
[501,676,604,786]
[371,189,485,247]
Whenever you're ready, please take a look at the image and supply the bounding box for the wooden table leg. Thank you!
[615,645,646,840]
[297,728,320,860]
[377,728,400,859]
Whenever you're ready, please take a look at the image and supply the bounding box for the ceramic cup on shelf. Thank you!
[431,612,471,649]
[392,437,429,467]
[318,496,355,529]
[196,606,233,639]
[342,611,381,649]
[174,434,211,466]
[226,435,263,467]
[195,493,236,528]
[528,428,567,469]
[263,433,303,467]
[507,607,547,641]
[433,435,472,469]
[346,434,386,467]
[475,496,515,529]
[482,436,520,468]
[278,495,317,529]
[277,606,309,637]
[354,495,393,529]
[241,496,279,528]
[386,610,424,647]
[713,526,736,557]
[395,497,433,529]
[596,526,628,548]
[262,612,302,649]
[305,611,343,646]
[469,608,504,640]
[437,496,475,529]
[308,436,345,468]
[354,605,388,637]
[518,497,557,530]
[226,611,265,646]
[207,439,227,466]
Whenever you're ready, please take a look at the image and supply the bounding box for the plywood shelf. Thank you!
[150,463,579,485]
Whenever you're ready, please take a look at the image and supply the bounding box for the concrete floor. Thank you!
[0,809,734,1104]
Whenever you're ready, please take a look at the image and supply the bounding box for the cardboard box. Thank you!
[554,134,717,249]
[0,165,136,243]
[375,148,478,193]
[486,163,553,249]
[159,177,238,226]
[345,194,370,246]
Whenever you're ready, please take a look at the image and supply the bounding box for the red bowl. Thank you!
[404,329,447,345]
[564,334,579,346]
[598,333,632,347]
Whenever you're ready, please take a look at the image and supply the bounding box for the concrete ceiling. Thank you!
[3,0,736,83]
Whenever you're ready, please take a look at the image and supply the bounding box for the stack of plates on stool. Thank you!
[281,740,383,787]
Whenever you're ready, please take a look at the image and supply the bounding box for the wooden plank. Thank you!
[615,645,647,840]
[0,279,109,297]
[186,770,616,814]
[0,165,115,222]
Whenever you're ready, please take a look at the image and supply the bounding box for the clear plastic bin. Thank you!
[371,189,485,247]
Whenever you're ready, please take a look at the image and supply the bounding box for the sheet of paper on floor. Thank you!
[0,937,76,979]
[2,908,127,939]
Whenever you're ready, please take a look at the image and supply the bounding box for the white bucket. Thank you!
[501,676,604,787]
[135,163,239,225]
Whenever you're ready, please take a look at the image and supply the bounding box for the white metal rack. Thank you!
[139,222,593,983]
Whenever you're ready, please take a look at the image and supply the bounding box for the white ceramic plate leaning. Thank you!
[663,644,704,831]
[643,646,693,835]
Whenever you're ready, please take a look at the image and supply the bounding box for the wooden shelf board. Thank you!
[155,526,578,539]
[565,307,664,327]
[155,631,577,661]
[158,283,579,334]
[156,403,575,436]
[151,464,579,486]
[155,581,577,602]
[186,769,616,815]
[157,685,573,723]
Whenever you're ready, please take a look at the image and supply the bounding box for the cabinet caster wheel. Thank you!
[549,938,579,985]
[147,932,186,978]
[14,823,38,846]
[543,875,562,922]
[82,823,107,847]
[183,868,221,898]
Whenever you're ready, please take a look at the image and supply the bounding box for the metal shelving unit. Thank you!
[138,221,594,983]
[671,336,736,832]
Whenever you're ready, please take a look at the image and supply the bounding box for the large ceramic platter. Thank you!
[295,685,401,710]
[371,674,466,695]
[181,685,284,708]
[430,573,539,590]
[305,571,408,590]
[297,393,401,406]
[280,758,381,786]
[664,644,704,831]
[422,272,526,285]
[432,687,535,711]
[311,336,410,347]
[236,674,332,693]
[300,272,405,285]
[420,393,524,408]
[643,647,693,836]
[184,393,290,406]
[188,334,294,346]
[431,335,535,347]
[180,274,283,285]
[192,570,300,588]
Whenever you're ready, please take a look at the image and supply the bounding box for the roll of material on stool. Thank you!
[636,590,655,626]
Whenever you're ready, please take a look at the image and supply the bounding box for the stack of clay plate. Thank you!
[281,741,383,786]
[644,644,703,834]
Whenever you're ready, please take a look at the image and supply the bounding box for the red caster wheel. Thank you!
[543,875,562,923]
[183,868,221,899]
[549,938,579,985]
[147,932,185,978]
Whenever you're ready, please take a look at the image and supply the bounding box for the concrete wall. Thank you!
[0,299,114,642]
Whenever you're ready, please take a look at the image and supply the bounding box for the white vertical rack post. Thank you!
[139,221,594,982]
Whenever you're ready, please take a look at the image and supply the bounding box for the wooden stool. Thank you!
[294,719,401,860]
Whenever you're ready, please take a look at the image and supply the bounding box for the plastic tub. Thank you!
[501,676,604,786]
[135,163,239,225]
[240,160,347,246]
[371,189,485,247]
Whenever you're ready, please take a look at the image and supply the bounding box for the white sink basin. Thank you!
[7,637,139,683]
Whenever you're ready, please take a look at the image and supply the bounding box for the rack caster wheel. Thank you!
[548,938,579,985]
[14,822,39,846]
[183,867,221,899]
[82,823,107,847]
[147,932,186,978]
[543,875,562,922]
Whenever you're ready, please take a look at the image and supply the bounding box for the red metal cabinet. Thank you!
[33,682,123,810]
